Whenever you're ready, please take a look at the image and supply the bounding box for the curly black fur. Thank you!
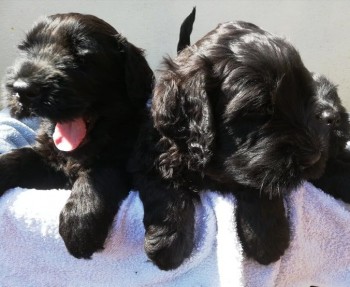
[1,13,153,258]
[130,21,350,269]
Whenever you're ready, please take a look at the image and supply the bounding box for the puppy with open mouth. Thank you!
[1,13,153,259]
[131,20,350,270]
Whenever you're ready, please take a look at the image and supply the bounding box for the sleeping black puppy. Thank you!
[131,20,350,270]
[1,13,153,259]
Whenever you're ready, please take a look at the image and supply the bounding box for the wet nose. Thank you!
[318,110,340,126]
[12,79,39,99]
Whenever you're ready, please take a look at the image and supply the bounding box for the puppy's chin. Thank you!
[8,100,34,119]
[5,88,47,119]
[8,101,53,121]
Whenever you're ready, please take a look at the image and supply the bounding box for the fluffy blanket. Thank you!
[0,110,350,287]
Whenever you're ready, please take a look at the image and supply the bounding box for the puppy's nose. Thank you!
[318,110,340,126]
[12,79,39,99]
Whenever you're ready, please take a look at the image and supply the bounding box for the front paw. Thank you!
[236,198,290,265]
[145,224,194,270]
[59,202,110,259]
[238,223,290,265]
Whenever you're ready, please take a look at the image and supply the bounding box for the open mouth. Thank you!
[53,117,87,152]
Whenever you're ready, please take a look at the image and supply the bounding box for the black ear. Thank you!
[152,56,214,176]
[123,41,154,108]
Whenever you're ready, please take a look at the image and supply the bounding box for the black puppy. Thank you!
[1,13,153,258]
[131,21,350,270]
[311,74,350,198]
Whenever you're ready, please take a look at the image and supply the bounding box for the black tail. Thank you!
[177,7,196,54]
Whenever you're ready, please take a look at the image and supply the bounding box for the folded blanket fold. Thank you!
[0,109,40,154]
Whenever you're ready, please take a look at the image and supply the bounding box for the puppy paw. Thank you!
[59,202,110,259]
[236,195,290,265]
[242,229,290,265]
[145,224,194,270]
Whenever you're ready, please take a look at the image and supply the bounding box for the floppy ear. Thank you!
[152,57,214,176]
[123,41,154,108]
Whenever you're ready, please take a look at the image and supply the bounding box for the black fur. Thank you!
[311,74,350,200]
[131,21,350,269]
[177,7,196,54]
[1,13,153,258]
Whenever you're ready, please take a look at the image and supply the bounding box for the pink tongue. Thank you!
[53,118,87,151]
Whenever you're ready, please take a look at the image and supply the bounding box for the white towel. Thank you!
[1,111,350,287]
[1,184,350,287]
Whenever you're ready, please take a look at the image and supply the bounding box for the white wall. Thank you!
[0,0,349,108]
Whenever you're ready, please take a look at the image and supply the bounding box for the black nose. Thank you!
[318,110,340,126]
[12,79,39,98]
